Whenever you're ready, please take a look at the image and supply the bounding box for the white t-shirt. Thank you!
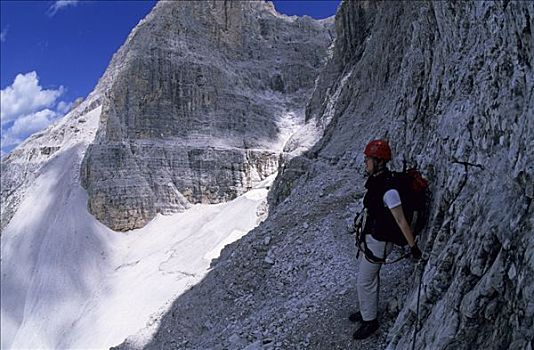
[383,189,401,209]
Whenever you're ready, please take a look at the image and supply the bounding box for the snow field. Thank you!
[1,105,273,349]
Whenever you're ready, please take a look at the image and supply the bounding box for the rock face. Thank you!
[80,0,334,231]
[304,2,534,349]
[118,1,533,349]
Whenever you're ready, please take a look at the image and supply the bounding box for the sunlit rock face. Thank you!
[80,1,334,231]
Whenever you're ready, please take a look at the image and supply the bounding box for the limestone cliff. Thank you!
[80,0,333,231]
[299,2,534,348]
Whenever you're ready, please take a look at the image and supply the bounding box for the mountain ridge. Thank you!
[0,1,335,348]
[1,0,532,349]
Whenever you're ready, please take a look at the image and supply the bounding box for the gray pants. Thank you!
[357,235,393,321]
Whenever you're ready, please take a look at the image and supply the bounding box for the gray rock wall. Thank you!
[80,0,333,231]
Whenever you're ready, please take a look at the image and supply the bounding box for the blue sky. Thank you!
[0,0,340,155]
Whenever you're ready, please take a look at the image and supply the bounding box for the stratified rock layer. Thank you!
[124,1,532,349]
[80,1,333,230]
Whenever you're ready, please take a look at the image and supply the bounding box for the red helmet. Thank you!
[364,140,392,161]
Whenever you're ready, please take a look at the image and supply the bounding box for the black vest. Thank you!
[363,169,408,246]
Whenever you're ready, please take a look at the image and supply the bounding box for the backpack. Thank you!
[389,168,430,237]
[354,167,430,263]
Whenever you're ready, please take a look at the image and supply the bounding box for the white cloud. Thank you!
[57,101,73,114]
[1,71,64,126]
[1,72,70,154]
[47,0,79,17]
[0,27,7,42]
[1,109,58,149]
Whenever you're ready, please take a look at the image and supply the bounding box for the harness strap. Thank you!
[356,231,410,265]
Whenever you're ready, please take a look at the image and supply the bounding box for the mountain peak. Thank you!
[78,0,334,231]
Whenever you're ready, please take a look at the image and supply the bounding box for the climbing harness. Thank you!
[353,214,411,265]
[356,234,412,265]
[411,253,429,350]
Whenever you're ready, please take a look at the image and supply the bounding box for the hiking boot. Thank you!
[352,319,379,340]
[348,311,363,323]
